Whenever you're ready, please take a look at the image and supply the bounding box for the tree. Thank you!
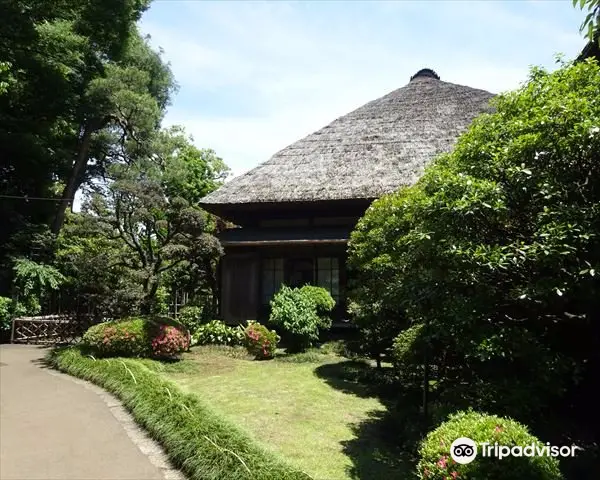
[348,59,600,423]
[51,27,176,234]
[74,128,226,314]
[0,0,175,296]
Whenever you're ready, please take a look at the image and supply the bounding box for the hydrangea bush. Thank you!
[191,320,244,346]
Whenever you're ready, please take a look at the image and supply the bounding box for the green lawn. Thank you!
[152,346,413,480]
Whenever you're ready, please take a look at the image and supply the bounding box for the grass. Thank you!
[46,347,312,480]
[146,345,413,480]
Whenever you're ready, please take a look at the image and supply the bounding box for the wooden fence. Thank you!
[11,314,100,345]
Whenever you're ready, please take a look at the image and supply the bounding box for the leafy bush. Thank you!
[391,323,428,384]
[417,411,563,480]
[178,305,205,333]
[191,320,243,346]
[0,296,12,332]
[298,285,335,320]
[151,325,190,358]
[348,60,600,421]
[82,317,190,358]
[244,321,279,360]
[82,318,151,357]
[269,285,334,351]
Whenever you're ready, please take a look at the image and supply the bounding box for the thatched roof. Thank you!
[200,68,495,206]
[578,33,600,62]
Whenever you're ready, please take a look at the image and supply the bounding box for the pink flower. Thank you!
[437,456,448,469]
[495,424,503,433]
[450,472,459,479]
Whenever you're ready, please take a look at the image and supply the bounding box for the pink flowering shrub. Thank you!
[244,321,279,360]
[151,325,190,358]
[82,318,149,357]
[81,317,190,358]
[417,411,562,480]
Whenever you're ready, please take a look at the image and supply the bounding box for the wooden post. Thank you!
[10,318,16,343]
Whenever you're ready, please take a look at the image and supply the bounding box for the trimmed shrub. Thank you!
[82,317,189,358]
[417,411,563,480]
[192,320,244,347]
[244,321,279,360]
[269,285,334,351]
[298,285,334,323]
[391,323,428,384]
[151,325,190,358]
[82,318,150,357]
[177,305,205,333]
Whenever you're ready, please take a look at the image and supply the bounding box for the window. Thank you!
[261,258,284,304]
[317,257,340,301]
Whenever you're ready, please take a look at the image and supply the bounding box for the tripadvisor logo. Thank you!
[450,437,580,464]
[450,437,477,464]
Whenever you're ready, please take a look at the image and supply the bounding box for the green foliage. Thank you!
[391,323,427,384]
[47,347,311,480]
[574,0,600,43]
[178,305,205,333]
[244,322,280,360]
[417,411,563,480]
[298,285,335,319]
[81,316,189,358]
[151,325,190,358]
[12,257,66,297]
[160,127,230,204]
[82,318,151,357]
[191,320,243,347]
[0,296,12,332]
[348,60,600,420]
[348,299,405,368]
[269,285,334,351]
[55,212,143,317]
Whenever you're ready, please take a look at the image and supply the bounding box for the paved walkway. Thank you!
[0,345,179,480]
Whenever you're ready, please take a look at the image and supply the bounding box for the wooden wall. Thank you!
[220,252,259,324]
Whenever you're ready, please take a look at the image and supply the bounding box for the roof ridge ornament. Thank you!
[410,68,440,81]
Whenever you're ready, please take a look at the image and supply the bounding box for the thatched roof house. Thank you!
[201,68,494,323]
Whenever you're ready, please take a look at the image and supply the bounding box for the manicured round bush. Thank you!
[82,317,150,357]
[269,285,334,351]
[244,321,279,360]
[417,411,563,480]
[299,285,335,321]
[191,320,244,346]
[81,317,190,358]
[151,325,190,358]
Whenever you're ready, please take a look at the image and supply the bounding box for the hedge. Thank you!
[46,347,311,480]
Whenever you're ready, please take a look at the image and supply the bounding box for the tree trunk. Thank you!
[51,125,94,235]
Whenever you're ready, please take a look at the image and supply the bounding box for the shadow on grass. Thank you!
[314,359,399,400]
[341,408,419,480]
[315,360,423,479]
